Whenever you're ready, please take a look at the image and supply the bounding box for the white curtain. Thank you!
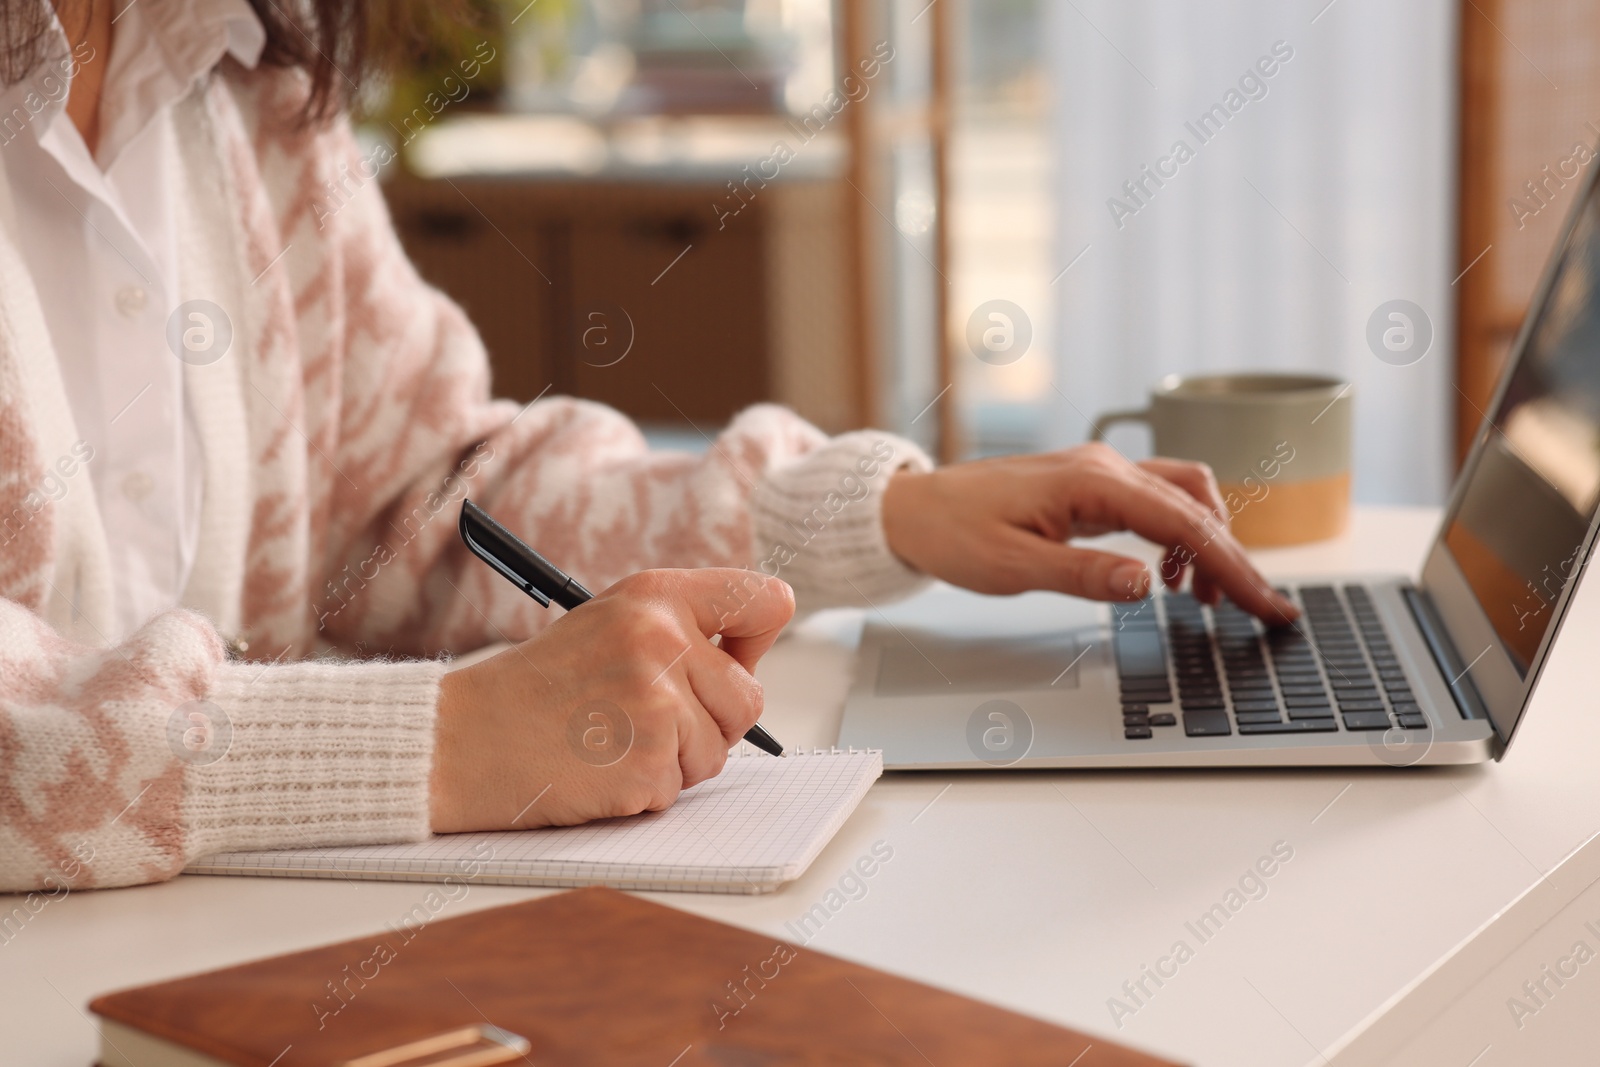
[1044,0,1457,504]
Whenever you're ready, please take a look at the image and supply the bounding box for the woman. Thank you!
[0,0,1293,891]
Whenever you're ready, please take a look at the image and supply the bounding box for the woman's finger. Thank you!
[661,569,796,673]
[684,643,764,749]
[1078,461,1295,622]
[670,677,736,788]
[1139,457,1230,526]
[982,526,1153,601]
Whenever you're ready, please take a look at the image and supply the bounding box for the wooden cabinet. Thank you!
[386,175,855,431]
[1456,0,1600,465]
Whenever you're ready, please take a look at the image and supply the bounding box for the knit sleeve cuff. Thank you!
[182,658,445,858]
[748,430,935,612]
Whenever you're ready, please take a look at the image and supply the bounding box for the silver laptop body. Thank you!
[839,162,1600,771]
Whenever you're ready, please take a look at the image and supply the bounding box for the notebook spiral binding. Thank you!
[730,744,883,757]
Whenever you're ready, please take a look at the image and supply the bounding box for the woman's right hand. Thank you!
[429,569,795,834]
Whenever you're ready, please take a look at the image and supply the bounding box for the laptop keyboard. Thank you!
[1112,584,1427,740]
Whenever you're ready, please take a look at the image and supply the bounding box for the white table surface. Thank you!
[6,506,1599,1066]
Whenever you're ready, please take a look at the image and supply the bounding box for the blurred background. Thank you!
[365,0,1599,505]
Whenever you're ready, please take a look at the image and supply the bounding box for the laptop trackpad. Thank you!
[875,633,1085,695]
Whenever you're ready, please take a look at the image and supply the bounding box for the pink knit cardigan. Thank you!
[0,64,927,893]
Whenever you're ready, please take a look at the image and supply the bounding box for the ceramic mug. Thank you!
[1091,373,1352,547]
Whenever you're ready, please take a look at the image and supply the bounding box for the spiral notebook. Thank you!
[187,748,883,895]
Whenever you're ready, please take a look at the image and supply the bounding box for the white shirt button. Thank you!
[121,470,154,502]
[115,286,147,317]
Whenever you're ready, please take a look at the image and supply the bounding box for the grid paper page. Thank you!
[187,749,882,895]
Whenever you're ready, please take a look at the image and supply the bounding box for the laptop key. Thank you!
[1288,705,1334,719]
[1238,719,1338,734]
[1391,702,1422,716]
[1285,695,1334,707]
[1281,685,1330,697]
[1226,676,1272,688]
[1184,709,1231,736]
[1124,713,1150,727]
[1149,713,1177,727]
[1337,699,1386,712]
[1232,699,1282,712]
[1234,711,1283,724]
[1397,713,1427,729]
[1114,629,1168,679]
[1334,688,1382,702]
[1342,710,1392,730]
[1125,725,1153,739]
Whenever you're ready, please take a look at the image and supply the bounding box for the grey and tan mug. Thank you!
[1091,373,1352,547]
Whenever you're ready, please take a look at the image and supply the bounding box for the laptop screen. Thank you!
[1438,179,1600,678]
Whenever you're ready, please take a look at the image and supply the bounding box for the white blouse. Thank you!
[0,0,262,641]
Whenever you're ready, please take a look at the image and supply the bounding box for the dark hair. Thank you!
[3,0,485,123]
[0,0,65,88]
[251,0,374,121]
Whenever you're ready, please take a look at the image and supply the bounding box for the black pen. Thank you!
[458,499,785,757]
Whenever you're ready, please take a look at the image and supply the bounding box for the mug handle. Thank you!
[1090,408,1151,442]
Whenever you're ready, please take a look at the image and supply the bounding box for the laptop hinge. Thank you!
[1402,586,1490,721]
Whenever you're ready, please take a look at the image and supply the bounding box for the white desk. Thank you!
[6,506,1599,1066]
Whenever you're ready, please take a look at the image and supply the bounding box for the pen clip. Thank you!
[460,502,552,608]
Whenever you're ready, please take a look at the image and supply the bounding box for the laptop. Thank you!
[839,166,1600,770]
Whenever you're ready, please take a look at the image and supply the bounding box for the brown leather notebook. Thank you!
[91,887,1181,1067]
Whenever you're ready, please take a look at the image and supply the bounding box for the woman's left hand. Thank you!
[880,443,1298,624]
